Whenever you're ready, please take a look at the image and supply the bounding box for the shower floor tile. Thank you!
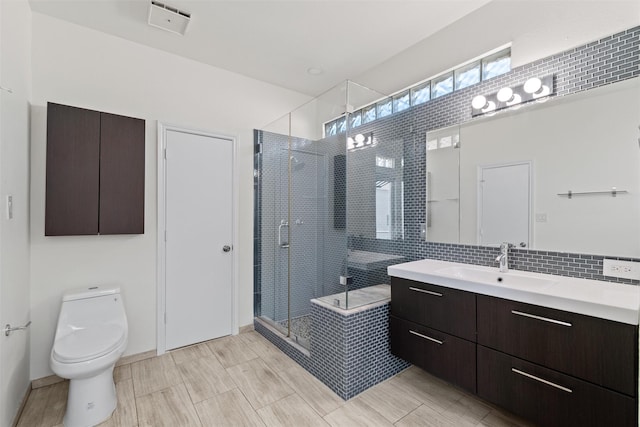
[275,315,311,341]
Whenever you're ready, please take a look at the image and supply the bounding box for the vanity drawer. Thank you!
[390,277,476,341]
[390,315,476,393]
[477,345,637,427]
[477,295,638,396]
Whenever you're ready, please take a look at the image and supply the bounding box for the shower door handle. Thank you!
[278,221,290,248]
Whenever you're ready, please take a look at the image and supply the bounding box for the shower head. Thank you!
[290,156,305,171]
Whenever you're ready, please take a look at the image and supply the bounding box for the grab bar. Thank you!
[278,220,290,248]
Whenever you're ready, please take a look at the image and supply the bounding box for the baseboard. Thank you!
[239,323,255,334]
[31,374,64,389]
[32,348,158,389]
[115,349,157,367]
[11,383,31,427]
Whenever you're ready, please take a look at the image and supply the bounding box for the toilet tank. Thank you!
[57,286,127,333]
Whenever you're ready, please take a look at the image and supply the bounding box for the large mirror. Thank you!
[426,78,640,258]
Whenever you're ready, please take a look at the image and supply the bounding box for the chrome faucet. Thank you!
[495,242,512,273]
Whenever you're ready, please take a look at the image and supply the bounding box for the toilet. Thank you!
[50,286,128,427]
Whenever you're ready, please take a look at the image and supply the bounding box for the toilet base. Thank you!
[63,366,117,427]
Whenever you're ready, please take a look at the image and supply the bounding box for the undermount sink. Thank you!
[435,265,557,289]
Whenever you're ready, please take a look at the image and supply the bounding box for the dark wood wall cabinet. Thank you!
[46,103,145,236]
[390,276,639,427]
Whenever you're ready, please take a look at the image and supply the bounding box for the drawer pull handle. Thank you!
[511,310,572,327]
[409,287,442,297]
[511,368,573,393]
[409,330,444,345]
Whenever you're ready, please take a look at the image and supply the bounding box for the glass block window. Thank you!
[377,98,392,118]
[363,105,376,123]
[411,82,430,105]
[393,91,410,113]
[432,72,453,99]
[325,121,337,136]
[455,61,480,90]
[336,116,347,133]
[482,48,511,80]
[350,111,362,128]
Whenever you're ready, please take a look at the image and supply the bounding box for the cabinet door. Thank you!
[390,315,476,393]
[477,295,638,396]
[99,112,145,234]
[390,277,476,341]
[45,103,100,235]
[477,345,637,427]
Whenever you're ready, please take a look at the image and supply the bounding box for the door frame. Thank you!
[476,160,533,247]
[156,122,239,355]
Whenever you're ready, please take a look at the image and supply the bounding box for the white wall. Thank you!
[356,1,640,96]
[458,79,640,257]
[0,0,32,424]
[29,13,309,380]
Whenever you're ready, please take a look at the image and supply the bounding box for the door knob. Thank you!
[222,245,232,252]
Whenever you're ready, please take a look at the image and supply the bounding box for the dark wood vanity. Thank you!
[390,276,638,427]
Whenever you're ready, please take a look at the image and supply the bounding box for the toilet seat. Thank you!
[53,324,126,363]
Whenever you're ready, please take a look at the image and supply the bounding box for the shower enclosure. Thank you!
[254,81,405,348]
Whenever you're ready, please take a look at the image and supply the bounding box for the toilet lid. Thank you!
[53,324,125,363]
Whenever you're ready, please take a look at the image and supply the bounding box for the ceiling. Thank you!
[28,0,492,96]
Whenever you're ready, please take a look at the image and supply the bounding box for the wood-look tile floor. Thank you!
[17,330,532,427]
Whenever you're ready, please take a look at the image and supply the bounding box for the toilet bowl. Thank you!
[50,286,128,427]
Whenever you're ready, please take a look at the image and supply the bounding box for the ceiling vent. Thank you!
[148,1,191,35]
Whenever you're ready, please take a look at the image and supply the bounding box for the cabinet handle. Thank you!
[511,368,573,393]
[409,287,442,297]
[511,310,572,327]
[409,330,444,345]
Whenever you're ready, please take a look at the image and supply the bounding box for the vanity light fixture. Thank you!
[471,75,554,117]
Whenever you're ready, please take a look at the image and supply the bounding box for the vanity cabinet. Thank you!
[390,277,638,427]
[477,295,638,396]
[477,345,636,427]
[46,103,145,235]
[390,277,475,341]
[390,277,477,393]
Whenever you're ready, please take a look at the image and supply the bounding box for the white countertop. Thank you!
[388,259,640,325]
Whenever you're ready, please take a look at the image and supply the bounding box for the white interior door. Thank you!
[478,162,531,247]
[164,129,234,350]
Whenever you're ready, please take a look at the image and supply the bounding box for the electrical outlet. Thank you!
[603,259,640,280]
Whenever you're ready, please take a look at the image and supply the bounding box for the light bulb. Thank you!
[524,77,542,94]
[532,85,551,99]
[482,101,496,113]
[506,93,522,106]
[354,134,365,144]
[497,87,514,103]
[472,95,488,110]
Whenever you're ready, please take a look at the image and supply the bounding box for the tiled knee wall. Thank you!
[255,299,410,400]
